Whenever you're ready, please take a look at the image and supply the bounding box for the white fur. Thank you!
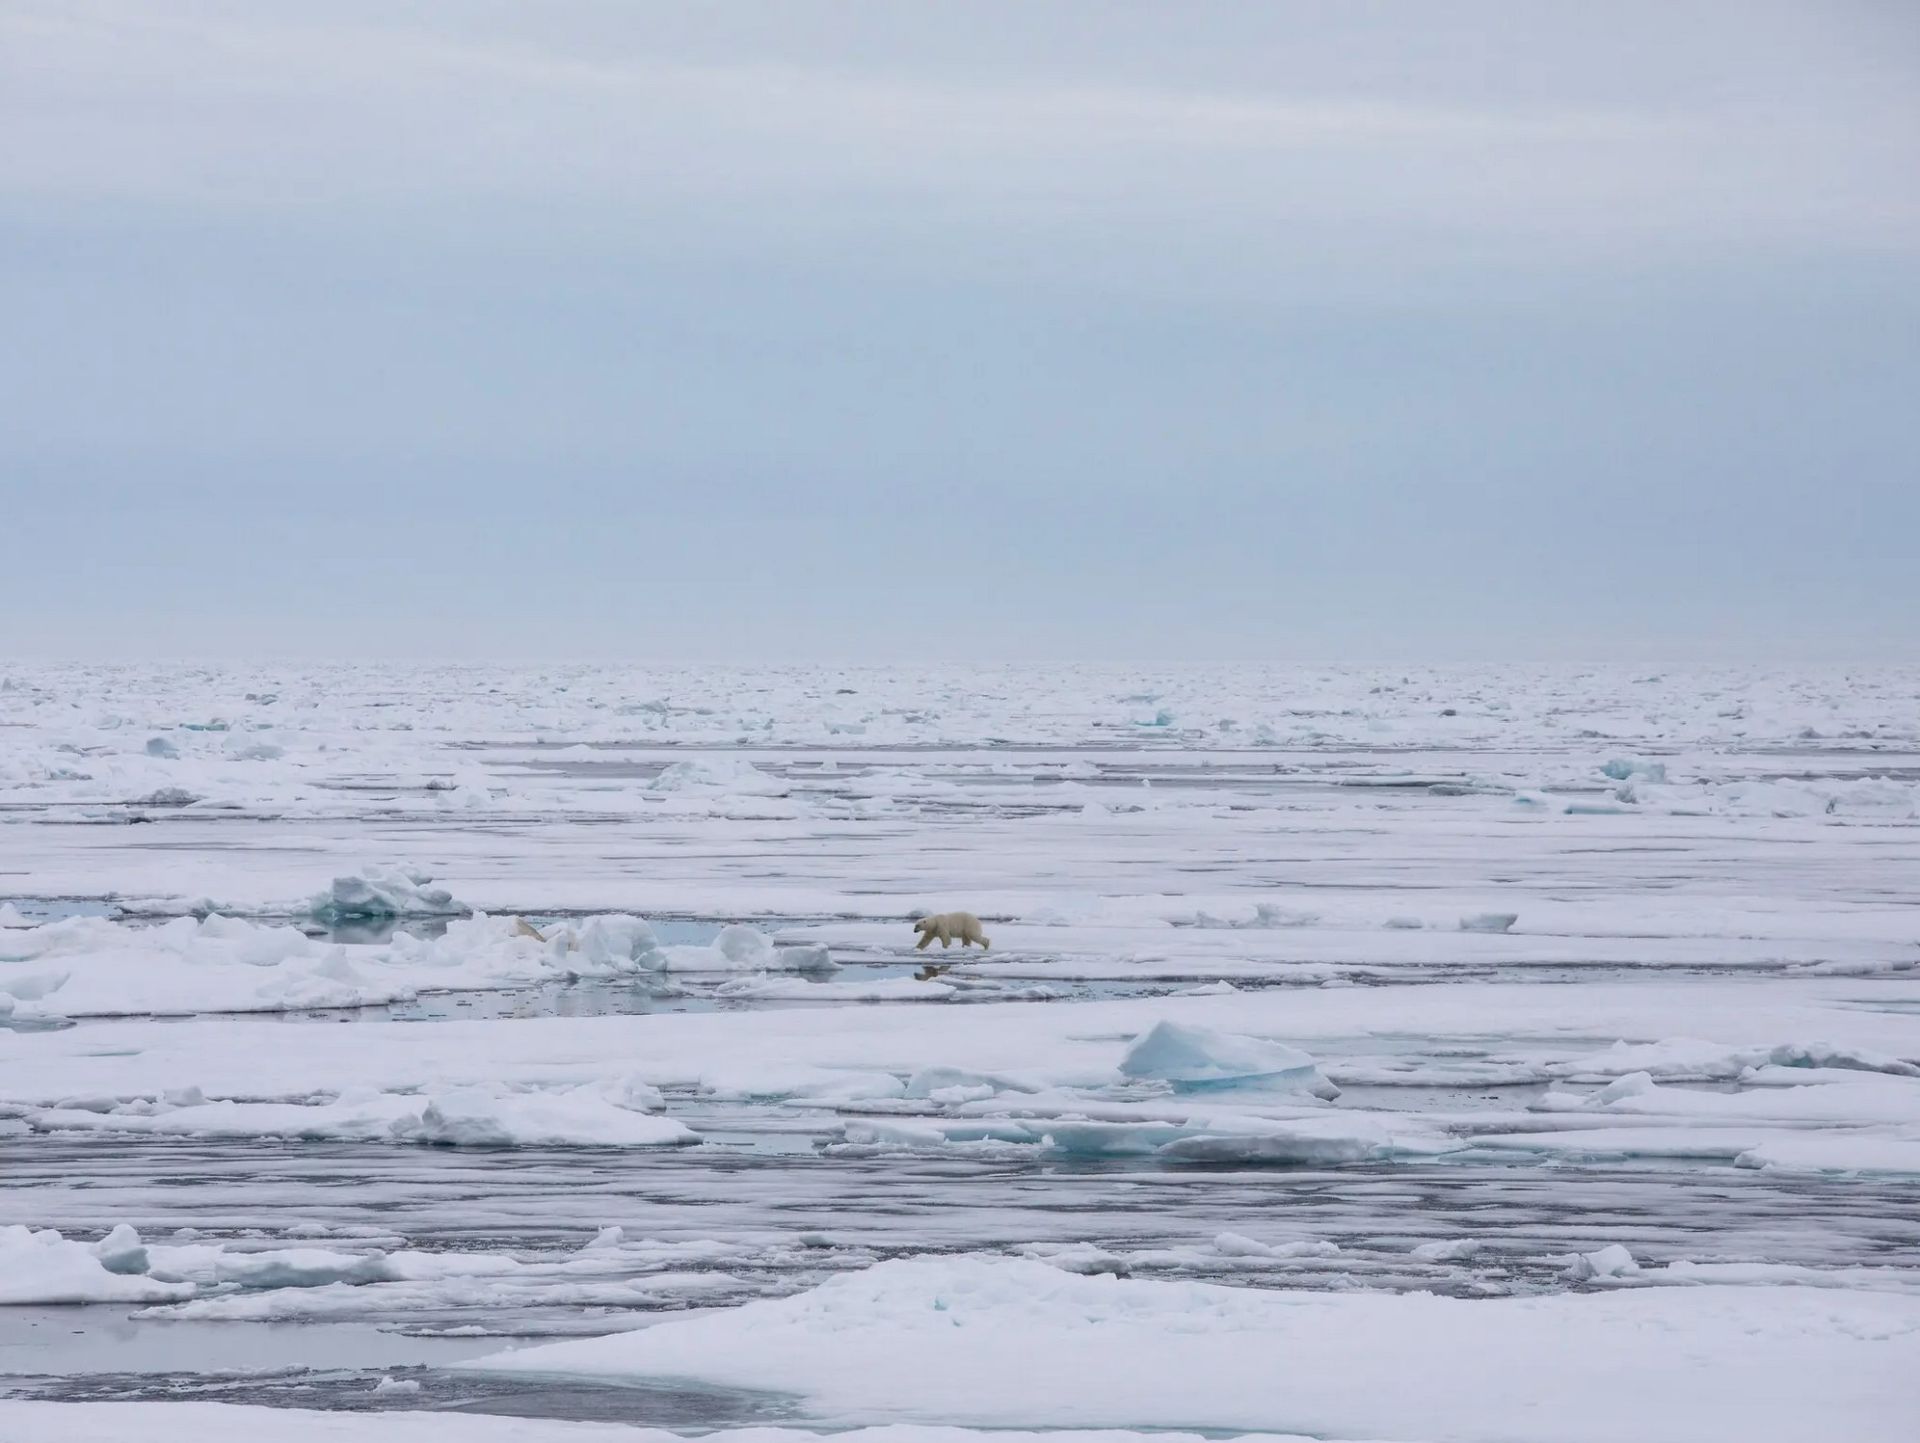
[912,911,990,951]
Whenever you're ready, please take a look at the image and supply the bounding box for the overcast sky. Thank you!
[4,1,1916,661]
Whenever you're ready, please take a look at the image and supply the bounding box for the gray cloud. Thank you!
[3,1,1916,659]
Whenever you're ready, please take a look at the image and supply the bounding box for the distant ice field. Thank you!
[2,664,1917,1440]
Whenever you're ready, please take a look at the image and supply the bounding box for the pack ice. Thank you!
[2,660,1918,1443]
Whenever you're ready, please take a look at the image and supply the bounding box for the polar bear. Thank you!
[911,911,990,952]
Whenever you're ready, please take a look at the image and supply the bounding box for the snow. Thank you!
[471,1254,1920,1443]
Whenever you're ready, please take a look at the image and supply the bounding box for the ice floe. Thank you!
[309,866,472,922]
[469,1254,1920,1442]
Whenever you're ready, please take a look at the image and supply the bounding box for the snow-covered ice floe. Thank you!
[0,908,814,1018]
[6,979,1914,1168]
[0,1224,748,1321]
[0,1225,195,1305]
[468,1254,1920,1443]
[25,1076,693,1149]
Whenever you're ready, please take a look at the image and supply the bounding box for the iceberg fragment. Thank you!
[1118,1020,1339,1099]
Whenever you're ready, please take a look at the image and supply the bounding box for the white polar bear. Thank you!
[911,911,990,952]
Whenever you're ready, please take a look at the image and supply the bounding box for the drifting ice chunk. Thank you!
[206,1247,393,1289]
[657,923,798,972]
[1565,1244,1641,1281]
[1458,912,1518,933]
[1411,1238,1482,1262]
[1020,1242,1132,1276]
[778,942,838,974]
[557,914,661,970]
[1592,1071,1657,1104]
[390,1080,691,1148]
[715,924,772,967]
[904,1066,1034,1099]
[1601,757,1668,783]
[131,786,199,808]
[1119,1021,1339,1099]
[1765,1041,1919,1078]
[1156,1120,1393,1165]
[0,1225,192,1304]
[648,757,786,796]
[1212,1231,1324,1259]
[309,865,470,922]
[90,1224,150,1275]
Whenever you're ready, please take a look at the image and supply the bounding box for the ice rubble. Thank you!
[1410,1237,1481,1262]
[1601,757,1668,783]
[0,1226,194,1305]
[1606,774,1920,819]
[0,1224,745,1317]
[648,756,787,796]
[27,1076,694,1149]
[470,1254,1920,1443]
[0,912,558,1018]
[0,908,812,1018]
[309,865,471,922]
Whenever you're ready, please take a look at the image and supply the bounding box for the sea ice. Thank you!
[1117,1021,1339,1098]
[649,756,787,796]
[28,1079,695,1149]
[1564,1243,1641,1281]
[1601,757,1668,783]
[0,911,592,1018]
[468,1254,1920,1442]
[0,1225,194,1305]
[309,865,471,922]
[1458,912,1518,933]
[0,1403,1341,1443]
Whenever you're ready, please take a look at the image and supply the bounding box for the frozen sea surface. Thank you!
[2,663,1918,1441]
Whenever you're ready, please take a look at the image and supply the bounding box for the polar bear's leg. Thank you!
[915,930,934,950]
